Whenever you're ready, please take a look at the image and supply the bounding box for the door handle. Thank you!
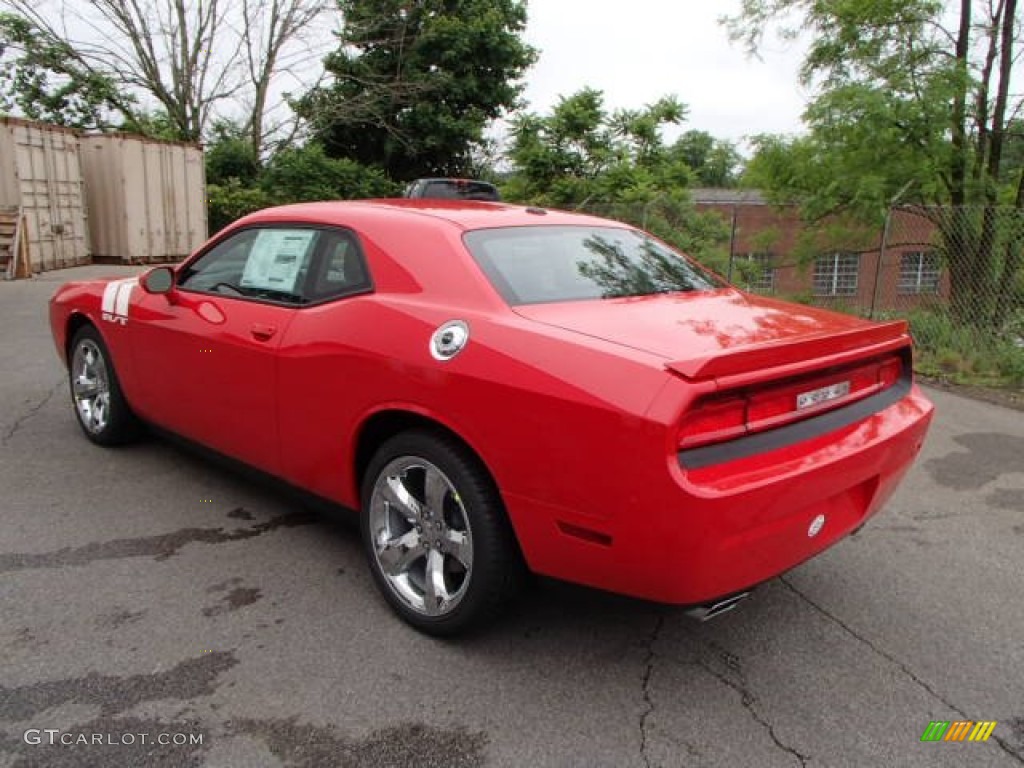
[251,323,277,341]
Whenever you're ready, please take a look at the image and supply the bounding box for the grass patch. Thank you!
[901,309,1024,388]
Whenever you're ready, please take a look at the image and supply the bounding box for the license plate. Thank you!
[796,381,850,410]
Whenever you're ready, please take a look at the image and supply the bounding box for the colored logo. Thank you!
[920,721,997,742]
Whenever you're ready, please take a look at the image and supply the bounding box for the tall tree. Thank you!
[0,0,328,150]
[505,89,730,269]
[727,0,1024,322]
[671,130,742,188]
[297,0,536,180]
[0,12,129,128]
[240,0,329,157]
[506,88,691,206]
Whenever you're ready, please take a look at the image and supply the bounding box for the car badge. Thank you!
[808,514,826,538]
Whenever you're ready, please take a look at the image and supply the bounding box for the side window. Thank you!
[179,228,321,304]
[302,230,371,302]
[179,230,258,292]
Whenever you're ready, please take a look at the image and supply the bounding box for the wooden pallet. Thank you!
[0,207,31,280]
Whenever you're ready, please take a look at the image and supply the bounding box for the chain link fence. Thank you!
[576,199,1024,387]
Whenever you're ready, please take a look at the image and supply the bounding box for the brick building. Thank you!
[691,189,950,314]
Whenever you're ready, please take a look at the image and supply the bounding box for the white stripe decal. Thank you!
[101,282,119,315]
[101,278,138,324]
[114,280,133,316]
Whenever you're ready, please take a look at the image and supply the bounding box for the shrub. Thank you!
[206,180,272,235]
[906,307,1024,387]
[260,144,400,203]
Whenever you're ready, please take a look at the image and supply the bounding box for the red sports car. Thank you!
[49,200,934,634]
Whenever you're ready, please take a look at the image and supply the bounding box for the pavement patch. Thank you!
[0,714,208,768]
[0,651,238,722]
[0,512,316,573]
[202,583,263,618]
[986,488,1024,511]
[230,718,487,768]
[925,433,1024,490]
[94,608,146,631]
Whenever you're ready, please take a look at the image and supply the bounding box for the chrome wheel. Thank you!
[71,338,111,434]
[368,457,474,617]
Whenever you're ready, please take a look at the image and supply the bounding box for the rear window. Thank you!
[464,226,724,305]
[417,180,500,201]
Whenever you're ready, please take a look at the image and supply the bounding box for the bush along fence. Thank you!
[578,198,1024,388]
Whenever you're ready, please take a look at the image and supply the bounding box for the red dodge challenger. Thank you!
[49,200,934,634]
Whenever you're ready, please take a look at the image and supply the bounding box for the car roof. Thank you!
[237,199,628,233]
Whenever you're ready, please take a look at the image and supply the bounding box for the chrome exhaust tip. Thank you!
[684,591,751,622]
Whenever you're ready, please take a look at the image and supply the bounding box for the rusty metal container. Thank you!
[0,117,90,271]
[79,133,207,263]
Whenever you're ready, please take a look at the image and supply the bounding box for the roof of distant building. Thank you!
[690,188,769,205]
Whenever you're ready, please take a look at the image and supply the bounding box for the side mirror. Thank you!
[140,266,175,295]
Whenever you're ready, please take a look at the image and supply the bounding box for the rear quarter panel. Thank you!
[274,215,674,513]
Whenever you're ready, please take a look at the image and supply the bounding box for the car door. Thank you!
[130,225,322,474]
[272,229,377,499]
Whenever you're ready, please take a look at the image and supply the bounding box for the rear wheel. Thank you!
[361,430,520,635]
[68,325,140,445]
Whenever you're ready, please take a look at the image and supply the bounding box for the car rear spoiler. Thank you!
[665,320,911,382]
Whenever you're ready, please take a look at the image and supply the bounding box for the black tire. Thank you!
[67,325,141,445]
[360,429,522,635]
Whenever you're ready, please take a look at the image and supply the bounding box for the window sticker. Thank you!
[240,230,317,293]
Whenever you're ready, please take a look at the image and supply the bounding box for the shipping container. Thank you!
[80,133,207,263]
[0,117,90,271]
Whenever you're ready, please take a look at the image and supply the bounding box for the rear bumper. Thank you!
[506,385,934,605]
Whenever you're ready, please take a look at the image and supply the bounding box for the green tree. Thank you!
[727,0,1024,323]
[298,0,535,180]
[504,89,730,269]
[206,142,401,233]
[259,143,399,201]
[206,179,272,234]
[671,130,742,188]
[119,111,189,142]
[205,122,261,186]
[505,88,692,206]
[0,12,129,129]
[3,0,329,150]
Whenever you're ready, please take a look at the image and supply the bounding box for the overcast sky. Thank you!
[518,0,811,146]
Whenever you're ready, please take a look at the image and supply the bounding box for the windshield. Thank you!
[464,226,724,305]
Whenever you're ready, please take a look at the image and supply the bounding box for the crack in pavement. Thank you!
[2,378,64,447]
[639,612,665,768]
[694,640,809,768]
[780,577,1024,765]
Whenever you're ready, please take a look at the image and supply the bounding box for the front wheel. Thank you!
[68,325,140,445]
[360,430,521,635]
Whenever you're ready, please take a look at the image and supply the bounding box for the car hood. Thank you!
[513,289,909,380]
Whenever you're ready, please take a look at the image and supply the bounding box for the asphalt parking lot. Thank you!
[2,266,1023,768]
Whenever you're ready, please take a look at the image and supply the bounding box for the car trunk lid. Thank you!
[513,289,909,380]
[516,290,912,454]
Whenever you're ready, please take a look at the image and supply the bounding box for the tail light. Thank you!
[678,354,904,450]
[677,397,747,448]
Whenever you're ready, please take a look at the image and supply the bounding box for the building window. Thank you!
[738,252,776,294]
[898,251,940,294]
[813,253,859,296]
